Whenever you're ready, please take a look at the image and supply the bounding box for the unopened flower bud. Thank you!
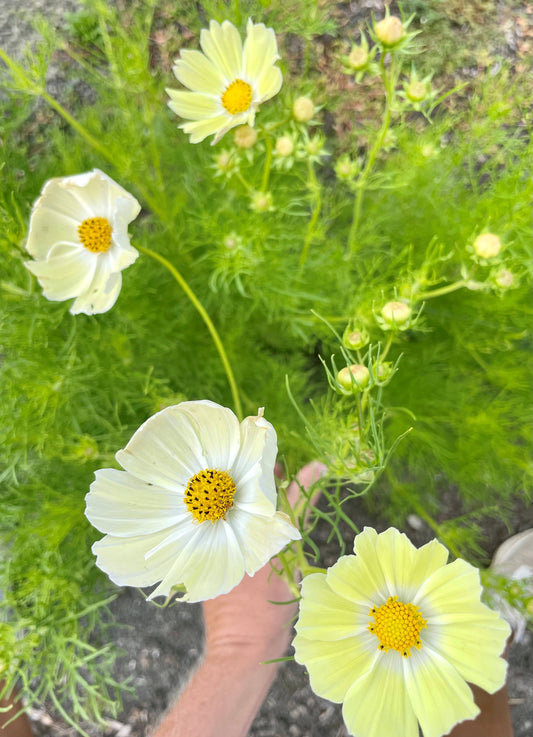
[374,16,404,46]
[275,135,294,157]
[381,301,411,327]
[342,325,369,350]
[305,137,323,156]
[234,125,258,149]
[250,190,273,213]
[406,80,428,102]
[223,233,241,250]
[337,364,370,392]
[375,361,393,381]
[473,233,502,259]
[495,269,514,288]
[293,96,315,123]
[214,150,236,174]
[348,46,369,70]
[335,154,359,181]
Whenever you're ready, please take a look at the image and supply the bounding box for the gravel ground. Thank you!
[2,0,532,735]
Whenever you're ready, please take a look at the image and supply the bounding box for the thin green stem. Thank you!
[348,54,395,254]
[299,159,322,270]
[417,279,470,300]
[380,332,394,362]
[261,136,273,192]
[137,245,243,420]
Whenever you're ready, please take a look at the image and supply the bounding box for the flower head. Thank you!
[85,400,300,602]
[25,170,140,315]
[167,19,282,144]
[293,527,510,737]
[292,96,315,123]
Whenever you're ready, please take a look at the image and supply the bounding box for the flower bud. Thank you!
[234,125,258,149]
[473,233,502,259]
[293,96,315,123]
[337,364,370,392]
[406,80,428,102]
[348,46,369,71]
[250,191,273,213]
[342,324,369,350]
[374,16,404,46]
[335,154,359,181]
[375,361,393,382]
[214,150,237,174]
[305,136,324,156]
[494,269,514,288]
[381,301,411,327]
[275,135,294,157]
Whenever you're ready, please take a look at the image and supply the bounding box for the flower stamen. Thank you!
[185,468,236,523]
[78,217,113,253]
[368,595,427,657]
[221,79,253,115]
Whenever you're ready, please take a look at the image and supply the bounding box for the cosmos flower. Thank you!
[293,527,510,737]
[25,169,140,315]
[167,19,282,144]
[85,400,300,602]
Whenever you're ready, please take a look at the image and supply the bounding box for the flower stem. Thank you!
[137,245,243,420]
[299,159,322,270]
[261,137,273,192]
[417,279,470,300]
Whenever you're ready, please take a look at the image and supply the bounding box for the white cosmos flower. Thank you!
[85,400,301,602]
[167,19,282,144]
[293,527,510,737]
[25,169,141,315]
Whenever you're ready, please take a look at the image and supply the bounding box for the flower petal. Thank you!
[85,468,187,537]
[173,49,225,95]
[226,507,300,575]
[404,647,479,737]
[177,400,241,470]
[25,206,80,260]
[69,269,122,315]
[116,403,207,490]
[326,551,388,607]
[414,558,481,615]
[179,115,233,144]
[342,653,418,737]
[243,21,279,84]
[374,527,417,599]
[293,633,378,704]
[200,20,243,82]
[232,411,277,513]
[255,64,282,103]
[295,571,368,641]
[167,90,221,120]
[26,246,96,301]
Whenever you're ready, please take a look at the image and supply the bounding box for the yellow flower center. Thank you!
[221,79,253,115]
[184,468,237,523]
[78,217,112,253]
[368,595,427,657]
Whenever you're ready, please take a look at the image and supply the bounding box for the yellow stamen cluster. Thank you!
[221,79,253,115]
[185,468,237,523]
[368,595,427,657]
[78,217,113,253]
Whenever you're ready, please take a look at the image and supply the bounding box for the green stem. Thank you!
[137,245,243,420]
[417,279,470,300]
[299,159,322,270]
[380,332,394,362]
[261,136,273,192]
[348,54,395,254]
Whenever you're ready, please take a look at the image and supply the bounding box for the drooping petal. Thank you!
[404,647,479,737]
[342,653,419,737]
[232,411,277,511]
[167,90,222,120]
[85,468,187,537]
[173,49,225,94]
[116,404,207,490]
[227,507,300,575]
[69,269,122,316]
[25,245,97,301]
[293,633,378,704]
[295,572,368,641]
[200,20,243,82]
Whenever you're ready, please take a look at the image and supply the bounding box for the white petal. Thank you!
[167,90,221,120]
[292,633,378,704]
[177,400,241,470]
[200,20,243,82]
[404,647,479,737]
[243,22,279,84]
[226,507,300,575]
[149,518,245,602]
[85,468,187,537]
[116,403,207,490]
[69,269,122,315]
[232,412,277,513]
[295,572,368,641]
[173,49,225,94]
[342,653,419,737]
[25,246,97,301]
[25,206,80,260]
[63,169,138,220]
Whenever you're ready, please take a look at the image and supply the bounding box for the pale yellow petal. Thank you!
[374,527,417,598]
[167,90,221,121]
[296,572,368,640]
[404,647,479,737]
[243,21,279,82]
[343,653,418,737]
[293,633,377,703]
[200,20,243,81]
[255,65,282,103]
[407,537,449,597]
[173,48,224,94]
[326,549,388,606]
[180,115,233,144]
[414,558,482,616]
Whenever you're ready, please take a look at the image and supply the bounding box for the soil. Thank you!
[1,0,532,735]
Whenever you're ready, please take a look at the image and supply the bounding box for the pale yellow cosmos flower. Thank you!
[293,527,510,737]
[85,400,300,602]
[167,19,282,144]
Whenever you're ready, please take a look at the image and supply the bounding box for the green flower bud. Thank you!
[293,96,315,123]
[250,191,273,213]
[348,46,369,70]
[275,135,295,157]
[406,80,428,102]
[473,233,502,259]
[374,16,404,46]
[381,301,411,327]
[494,268,514,288]
[342,325,369,350]
[337,364,370,392]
